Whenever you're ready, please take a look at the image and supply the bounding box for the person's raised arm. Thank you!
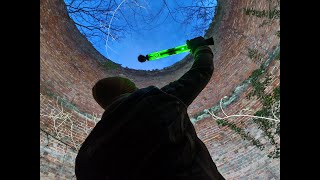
[161,37,214,107]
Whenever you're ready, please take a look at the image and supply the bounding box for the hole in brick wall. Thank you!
[41,0,280,178]
[64,0,218,70]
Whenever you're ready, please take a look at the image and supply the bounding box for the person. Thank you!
[75,36,225,180]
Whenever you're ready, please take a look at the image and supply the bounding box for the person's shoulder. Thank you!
[131,85,161,96]
[139,85,159,91]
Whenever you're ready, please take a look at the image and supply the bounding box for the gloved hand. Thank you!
[186,36,209,54]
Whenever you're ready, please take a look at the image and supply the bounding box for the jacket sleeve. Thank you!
[160,46,214,107]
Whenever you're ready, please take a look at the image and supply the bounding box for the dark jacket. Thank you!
[75,46,225,180]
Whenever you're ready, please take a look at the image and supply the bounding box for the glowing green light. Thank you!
[147,44,190,61]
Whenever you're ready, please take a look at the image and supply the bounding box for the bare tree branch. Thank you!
[64,0,217,56]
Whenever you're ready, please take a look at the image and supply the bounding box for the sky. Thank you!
[66,0,217,70]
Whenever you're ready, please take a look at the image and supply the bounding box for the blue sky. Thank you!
[66,0,217,70]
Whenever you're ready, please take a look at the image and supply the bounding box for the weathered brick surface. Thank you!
[40,0,280,179]
[40,130,78,180]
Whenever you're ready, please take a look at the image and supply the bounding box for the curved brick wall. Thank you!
[40,0,280,179]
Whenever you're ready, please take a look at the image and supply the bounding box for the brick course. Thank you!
[40,0,280,179]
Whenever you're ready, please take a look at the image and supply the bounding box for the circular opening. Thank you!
[65,0,218,70]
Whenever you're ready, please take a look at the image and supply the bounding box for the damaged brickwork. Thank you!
[40,0,280,179]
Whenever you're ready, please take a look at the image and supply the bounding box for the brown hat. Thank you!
[92,77,138,109]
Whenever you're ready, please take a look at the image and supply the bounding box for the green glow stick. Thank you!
[137,37,214,63]
[147,44,190,61]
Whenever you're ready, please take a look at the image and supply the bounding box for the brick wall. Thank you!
[40,0,280,179]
